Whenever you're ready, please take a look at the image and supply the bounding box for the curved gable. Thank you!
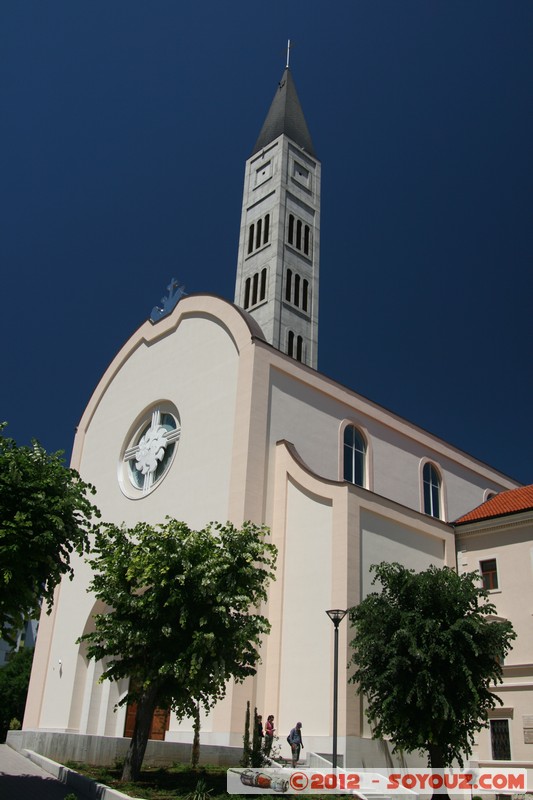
[72,294,263,470]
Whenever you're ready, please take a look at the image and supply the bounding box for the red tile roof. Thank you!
[454,484,533,525]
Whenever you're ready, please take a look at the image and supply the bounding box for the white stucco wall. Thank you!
[266,363,517,524]
[28,304,244,733]
[277,480,333,740]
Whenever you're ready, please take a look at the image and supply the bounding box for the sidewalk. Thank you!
[0,743,76,799]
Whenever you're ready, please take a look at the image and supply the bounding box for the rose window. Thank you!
[123,409,180,493]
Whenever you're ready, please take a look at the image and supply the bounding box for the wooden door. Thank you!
[123,699,170,740]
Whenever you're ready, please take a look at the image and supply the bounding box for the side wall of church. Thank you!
[261,355,516,525]
[261,440,455,763]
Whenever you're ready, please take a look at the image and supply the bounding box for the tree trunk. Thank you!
[122,683,159,782]
[191,701,201,768]
[428,744,449,800]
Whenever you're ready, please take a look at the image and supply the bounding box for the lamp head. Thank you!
[326,609,347,627]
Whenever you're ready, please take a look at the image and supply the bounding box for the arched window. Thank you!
[260,268,267,301]
[423,462,441,518]
[304,225,310,255]
[286,269,292,302]
[343,425,366,487]
[248,224,255,254]
[244,278,251,309]
[288,214,294,245]
[294,274,300,307]
[252,272,259,306]
[296,219,302,250]
[296,335,303,362]
[263,214,270,245]
[287,331,295,357]
[302,280,309,312]
[255,218,263,249]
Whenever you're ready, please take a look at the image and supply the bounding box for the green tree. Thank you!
[0,647,34,741]
[0,424,99,643]
[240,700,252,767]
[79,518,277,782]
[349,562,516,770]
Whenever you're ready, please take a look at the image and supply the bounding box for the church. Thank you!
[20,63,526,770]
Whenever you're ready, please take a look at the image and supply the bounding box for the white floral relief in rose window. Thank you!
[124,409,180,493]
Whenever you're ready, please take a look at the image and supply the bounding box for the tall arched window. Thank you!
[251,272,259,305]
[255,218,263,249]
[302,280,309,312]
[343,425,366,487]
[296,335,303,362]
[285,269,293,301]
[263,214,270,245]
[423,462,441,518]
[248,224,255,254]
[287,331,295,357]
[304,225,310,255]
[294,274,300,307]
[288,214,294,245]
[296,219,302,250]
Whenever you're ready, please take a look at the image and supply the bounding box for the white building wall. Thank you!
[25,301,245,734]
[266,360,516,523]
[277,480,333,742]
[457,514,533,770]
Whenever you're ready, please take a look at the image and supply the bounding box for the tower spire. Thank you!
[252,65,315,158]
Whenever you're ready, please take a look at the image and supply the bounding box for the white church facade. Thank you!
[21,66,524,770]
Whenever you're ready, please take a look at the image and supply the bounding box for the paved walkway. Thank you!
[0,744,76,800]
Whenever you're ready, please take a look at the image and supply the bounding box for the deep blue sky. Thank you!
[2,1,532,486]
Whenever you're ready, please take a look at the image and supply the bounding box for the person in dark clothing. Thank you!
[288,721,304,767]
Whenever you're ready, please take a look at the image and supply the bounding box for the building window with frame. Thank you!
[286,269,292,301]
[285,269,310,314]
[287,331,304,362]
[423,462,441,518]
[302,279,309,312]
[247,214,270,255]
[343,425,366,488]
[287,213,311,256]
[490,719,511,760]
[480,558,498,590]
[244,269,268,310]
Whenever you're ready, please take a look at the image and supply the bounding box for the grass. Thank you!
[64,761,236,800]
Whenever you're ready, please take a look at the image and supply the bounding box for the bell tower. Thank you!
[234,60,321,369]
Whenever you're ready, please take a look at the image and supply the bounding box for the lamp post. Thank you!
[326,609,347,770]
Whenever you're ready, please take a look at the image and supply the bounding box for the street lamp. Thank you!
[326,609,347,770]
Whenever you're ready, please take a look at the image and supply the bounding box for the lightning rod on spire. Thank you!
[286,39,291,69]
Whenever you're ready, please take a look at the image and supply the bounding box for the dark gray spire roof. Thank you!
[253,68,316,158]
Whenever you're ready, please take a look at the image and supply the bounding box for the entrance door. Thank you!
[123,699,170,740]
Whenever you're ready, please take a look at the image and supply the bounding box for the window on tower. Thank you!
[247,214,271,255]
[243,268,268,310]
[285,269,310,313]
[287,331,304,362]
[287,213,311,257]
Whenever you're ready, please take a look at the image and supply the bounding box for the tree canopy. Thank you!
[348,562,516,768]
[0,424,99,643]
[79,518,277,780]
